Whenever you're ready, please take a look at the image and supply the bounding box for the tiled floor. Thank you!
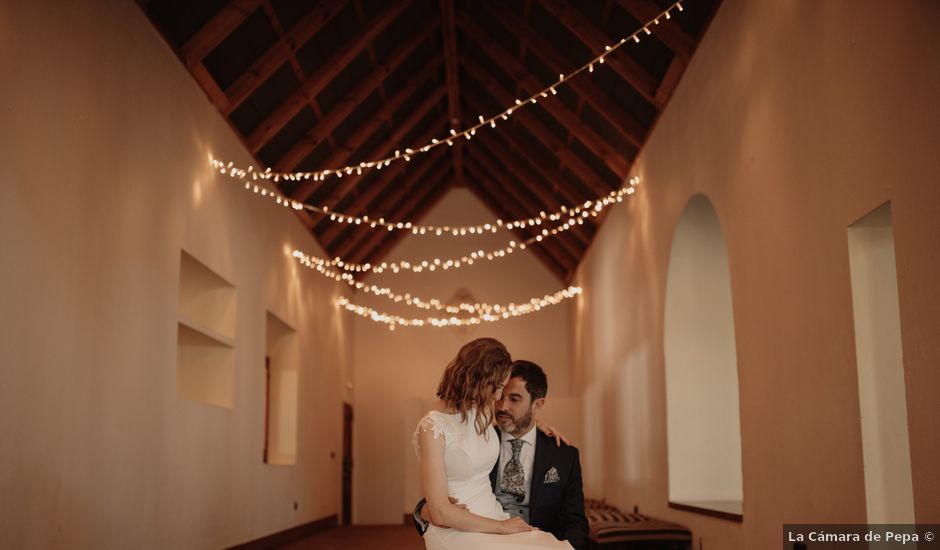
[280,525,425,550]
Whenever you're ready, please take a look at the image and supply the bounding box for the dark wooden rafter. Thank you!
[316,112,448,242]
[465,162,571,281]
[223,0,347,115]
[326,146,449,253]
[286,58,442,197]
[273,21,438,171]
[313,90,447,213]
[458,14,630,177]
[463,88,612,199]
[181,0,264,69]
[469,140,585,261]
[462,57,619,195]
[246,0,412,153]
[352,172,456,265]
[261,0,334,151]
[614,0,695,62]
[143,0,719,273]
[536,0,663,109]
[476,4,647,150]
[440,0,463,188]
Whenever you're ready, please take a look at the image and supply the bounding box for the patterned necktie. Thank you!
[500,439,526,502]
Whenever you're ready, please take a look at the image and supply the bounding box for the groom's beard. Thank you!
[496,408,534,437]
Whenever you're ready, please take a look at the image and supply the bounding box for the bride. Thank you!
[413,338,573,549]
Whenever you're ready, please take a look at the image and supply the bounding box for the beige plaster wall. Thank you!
[348,188,578,524]
[573,0,939,547]
[0,1,351,548]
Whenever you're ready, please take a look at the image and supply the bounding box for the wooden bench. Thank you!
[585,500,692,550]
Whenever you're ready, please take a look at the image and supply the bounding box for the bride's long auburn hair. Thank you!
[437,338,513,436]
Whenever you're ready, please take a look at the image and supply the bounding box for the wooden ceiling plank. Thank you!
[222,0,348,115]
[440,0,463,189]
[614,0,695,62]
[261,0,335,149]
[655,54,686,106]
[362,182,453,266]
[273,24,436,171]
[458,14,630,178]
[464,90,612,199]
[463,57,628,190]
[324,147,448,251]
[466,158,581,275]
[313,112,448,237]
[314,93,447,208]
[285,58,442,199]
[351,173,455,265]
[470,142,586,259]
[477,4,647,148]
[464,167,570,281]
[180,0,265,68]
[472,133,592,250]
[245,0,412,152]
[535,0,662,108]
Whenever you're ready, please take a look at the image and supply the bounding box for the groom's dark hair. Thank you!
[510,360,548,400]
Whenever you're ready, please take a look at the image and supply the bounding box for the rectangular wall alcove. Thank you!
[264,312,299,465]
[848,202,914,523]
[177,250,236,408]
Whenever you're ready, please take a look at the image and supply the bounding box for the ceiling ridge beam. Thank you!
[440,0,463,189]
[245,0,412,153]
[274,22,437,171]
[458,14,630,175]
[535,0,662,108]
[476,4,647,149]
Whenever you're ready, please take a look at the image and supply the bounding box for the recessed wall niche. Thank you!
[177,250,236,408]
[847,202,914,523]
[264,312,299,465]
[663,195,743,520]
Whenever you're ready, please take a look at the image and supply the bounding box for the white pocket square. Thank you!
[543,466,560,484]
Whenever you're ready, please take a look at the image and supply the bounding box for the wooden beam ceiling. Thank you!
[458,14,630,177]
[310,92,447,215]
[325,146,449,253]
[245,0,411,153]
[476,4,647,149]
[274,22,436,171]
[222,0,347,116]
[353,171,456,265]
[536,0,662,108]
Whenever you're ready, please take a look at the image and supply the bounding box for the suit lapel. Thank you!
[490,427,500,489]
[528,431,552,520]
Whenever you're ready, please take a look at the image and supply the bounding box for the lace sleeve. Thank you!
[412,413,451,460]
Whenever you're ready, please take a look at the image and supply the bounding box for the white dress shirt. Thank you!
[496,424,538,505]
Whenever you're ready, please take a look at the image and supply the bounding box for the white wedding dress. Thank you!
[414,410,573,549]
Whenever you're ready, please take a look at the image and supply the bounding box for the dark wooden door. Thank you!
[342,403,353,525]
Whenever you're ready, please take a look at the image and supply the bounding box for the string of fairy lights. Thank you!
[206,1,688,329]
[210,0,684,208]
[291,177,640,275]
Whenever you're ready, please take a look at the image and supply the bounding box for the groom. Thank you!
[413,360,589,549]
